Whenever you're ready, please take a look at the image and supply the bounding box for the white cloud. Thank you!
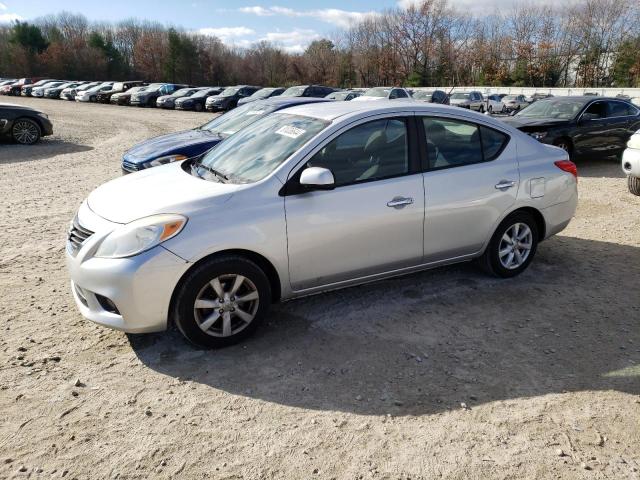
[0,3,7,11]
[260,28,320,52]
[198,26,256,41]
[238,6,378,28]
[0,13,21,23]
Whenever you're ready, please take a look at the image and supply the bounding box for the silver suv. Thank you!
[66,102,578,347]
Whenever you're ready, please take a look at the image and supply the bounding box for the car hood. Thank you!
[125,129,222,162]
[0,103,42,113]
[352,96,386,101]
[500,117,571,129]
[87,161,237,224]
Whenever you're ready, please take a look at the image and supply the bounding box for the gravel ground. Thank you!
[0,97,639,480]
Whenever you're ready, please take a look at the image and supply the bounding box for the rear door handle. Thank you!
[387,196,414,209]
[495,180,516,190]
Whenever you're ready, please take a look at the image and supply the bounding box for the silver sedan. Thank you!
[66,101,578,347]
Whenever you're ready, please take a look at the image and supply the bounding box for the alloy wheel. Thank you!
[498,222,533,270]
[193,274,260,337]
[12,120,40,144]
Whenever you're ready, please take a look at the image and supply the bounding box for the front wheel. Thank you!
[477,211,539,278]
[629,175,640,196]
[194,102,203,112]
[478,105,485,113]
[12,118,41,145]
[173,256,272,348]
[488,105,493,114]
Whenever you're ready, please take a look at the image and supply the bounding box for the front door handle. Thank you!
[387,196,414,209]
[495,180,516,190]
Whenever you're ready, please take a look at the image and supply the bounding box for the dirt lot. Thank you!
[0,97,639,480]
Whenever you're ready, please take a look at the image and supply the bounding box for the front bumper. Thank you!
[66,202,189,333]
[622,147,640,177]
[75,96,91,102]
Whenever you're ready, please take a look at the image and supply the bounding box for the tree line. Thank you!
[0,0,639,89]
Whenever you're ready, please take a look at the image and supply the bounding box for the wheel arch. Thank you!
[168,248,282,326]
[553,135,574,154]
[506,206,546,241]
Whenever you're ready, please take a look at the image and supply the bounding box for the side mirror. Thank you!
[299,167,335,191]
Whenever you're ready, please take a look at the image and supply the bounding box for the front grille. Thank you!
[122,160,140,172]
[67,217,94,256]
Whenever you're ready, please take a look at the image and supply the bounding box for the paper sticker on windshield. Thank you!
[276,125,306,138]
[245,110,265,116]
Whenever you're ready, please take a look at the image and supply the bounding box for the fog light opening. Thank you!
[95,294,120,315]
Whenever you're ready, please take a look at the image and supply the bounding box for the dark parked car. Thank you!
[130,83,188,107]
[280,84,335,99]
[156,87,202,109]
[205,85,261,112]
[175,88,224,111]
[122,96,331,173]
[96,81,145,103]
[528,93,554,103]
[501,96,640,160]
[325,90,362,101]
[237,87,284,106]
[110,85,147,106]
[44,81,85,99]
[0,103,53,144]
[411,89,450,104]
[1,78,37,96]
[22,79,58,97]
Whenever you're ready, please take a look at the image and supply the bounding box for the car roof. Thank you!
[252,97,332,108]
[280,100,511,130]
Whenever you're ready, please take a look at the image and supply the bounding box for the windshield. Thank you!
[413,91,433,100]
[451,93,469,100]
[199,102,279,136]
[196,113,328,183]
[126,86,146,94]
[78,83,96,91]
[220,87,240,97]
[504,95,518,101]
[112,82,124,90]
[281,86,307,97]
[171,88,195,97]
[191,89,212,98]
[516,99,585,120]
[327,92,348,100]
[144,84,165,92]
[250,88,275,98]
[363,87,391,98]
[41,82,62,88]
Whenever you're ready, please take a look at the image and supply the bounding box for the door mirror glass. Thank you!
[299,167,335,190]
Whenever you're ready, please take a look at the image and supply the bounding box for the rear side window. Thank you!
[480,126,509,160]
[422,118,508,169]
[607,101,638,117]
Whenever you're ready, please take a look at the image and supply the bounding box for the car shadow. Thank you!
[0,138,93,164]
[129,236,640,416]
[575,156,625,178]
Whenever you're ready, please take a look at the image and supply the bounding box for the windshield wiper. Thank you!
[196,162,229,182]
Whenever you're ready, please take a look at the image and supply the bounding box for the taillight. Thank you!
[554,160,578,181]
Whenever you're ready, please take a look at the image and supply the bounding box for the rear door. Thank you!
[573,101,612,156]
[605,100,640,153]
[420,116,518,262]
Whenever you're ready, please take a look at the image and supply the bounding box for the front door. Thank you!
[285,117,425,291]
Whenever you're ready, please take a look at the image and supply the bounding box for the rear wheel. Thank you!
[173,255,271,348]
[477,211,539,278]
[479,105,485,113]
[488,105,493,114]
[12,118,41,145]
[629,175,640,196]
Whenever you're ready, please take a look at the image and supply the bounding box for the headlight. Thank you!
[95,214,187,259]
[148,154,187,167]
[529,131,548,140]
[627,134,640,149]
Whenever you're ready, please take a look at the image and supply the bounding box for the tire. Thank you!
[553,138,573,160]
[89,96,96,103]
[479,105,485,113]
[172,255,272,348]
[12,118,42,145]
[194,102,203,112]
[629,175,640,196]
[488,105,493,114]
[477,211,539,278]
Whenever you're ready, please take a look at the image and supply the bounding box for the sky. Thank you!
[0,0,526,53]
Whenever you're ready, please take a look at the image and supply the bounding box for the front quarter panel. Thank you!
[162,177,290,297]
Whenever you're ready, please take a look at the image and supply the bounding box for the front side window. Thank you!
[196,113,328,184]
[583,101,606,118]
[306,118,409,186]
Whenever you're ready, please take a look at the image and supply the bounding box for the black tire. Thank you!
[11,118,42,145]
[553,138,573,160]
[194,102,203,112]
[89,96,96,103]
[477,211,539,278]
[172,255,272,348]
[629,175,640,196]
[479,105,485,113]
[488,105,493,114]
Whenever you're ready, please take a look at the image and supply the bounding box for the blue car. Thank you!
[121,97,331,174]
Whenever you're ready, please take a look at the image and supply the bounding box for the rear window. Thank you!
[480,126,509,160]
